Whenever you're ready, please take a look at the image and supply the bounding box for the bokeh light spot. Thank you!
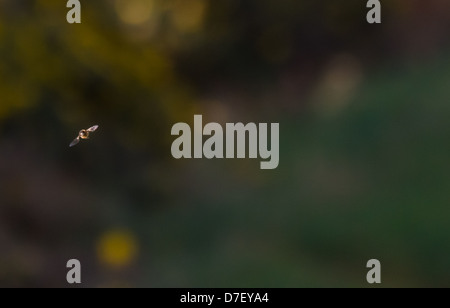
[115,0,155,25]
[97,230,138,269]
[170,0,207,33]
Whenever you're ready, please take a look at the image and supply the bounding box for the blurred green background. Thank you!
[1,0,450,287]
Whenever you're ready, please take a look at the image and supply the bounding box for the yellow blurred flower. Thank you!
[97,230,138,269]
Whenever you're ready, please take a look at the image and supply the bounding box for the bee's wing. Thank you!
[69,137,80,147]
[87,125,99,132]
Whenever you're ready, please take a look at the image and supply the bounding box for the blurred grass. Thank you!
[132,54,450,287]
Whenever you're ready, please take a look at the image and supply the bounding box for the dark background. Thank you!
[1,0,450,287]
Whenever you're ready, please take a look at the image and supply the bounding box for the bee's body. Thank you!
[70,125,99,147]
[79,129,90,139]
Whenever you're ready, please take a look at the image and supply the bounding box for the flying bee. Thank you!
[70,125,99,147]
